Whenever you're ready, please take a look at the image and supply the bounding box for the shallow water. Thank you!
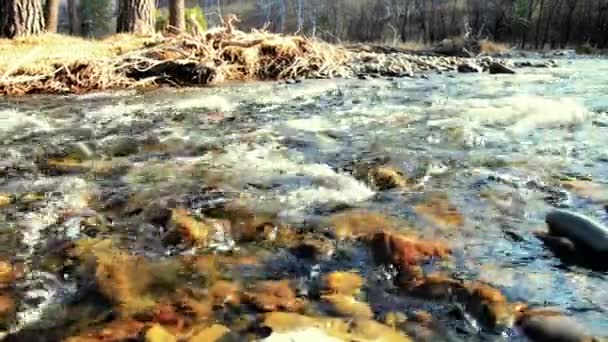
[1,58,608,340]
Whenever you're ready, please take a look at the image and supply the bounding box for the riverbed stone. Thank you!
[370,231,451,272]
[0,261,16,289]
[145,324,177,342]
[489,62,516,74]
[457,62,483,73]
[189,324,232,342]
[328,210,399,240]
[0,295,15,327]
[414,195,464,229]
[321,294,374,318]
[262,312,412,342]
[545,209,608,253]
[244,280,305,312]
[322,271,364,296]
[516,310,591,342]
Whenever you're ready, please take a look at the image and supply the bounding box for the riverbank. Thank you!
[0,27,561,96]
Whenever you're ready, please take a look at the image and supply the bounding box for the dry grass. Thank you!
[0,34,152,75]
[478,40,510,55]
[0,18,352,96]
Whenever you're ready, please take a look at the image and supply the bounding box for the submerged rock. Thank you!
[0,295,15,327]
[368,166,410,191]
[370,231,451,272]
[290,236,335,261]
[489,62,516,74]
[405,274,521,331]
[244,280,304,312]
[0,194,11,207]
[65,319,146,342]
[145,324,177,342]
[328,210,399,240]
[515,310,593,342]
[0,261,17,289]
[544,210,608,253]
[262,312,411,342]
[414,195,464,229]
[189,324,232,342]
[321,294,374,319]
[322,271,364,296]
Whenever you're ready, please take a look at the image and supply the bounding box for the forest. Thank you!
[1,0,607,49]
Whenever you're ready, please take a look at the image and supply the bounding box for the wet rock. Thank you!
[65,141,97,160]
[407,274,463,299]
[170,208,212,245]
[321,294,373,319]
[545,210,608,253]
[0,261,16,289]
[290,236,334,260]
[0,193,12,207]
[406,274,520,331]
[368,166,410,190]
[209,281,241,308]
[561,180,608,204]
[414,195,464,229]
[206,206,281,243]
[143,202,174,226]
[244,280,304,312]
[516,310,592,342]
[322,271,364,296]
[145,324,177,342]
[262,312,411,342]
[458,281,517,330]
[328,210,399,240]
[65,319,146,342]
[70,239,157,316]
[457,62,483,73]
[40,157,130,176]
[370,231,451,272]
[189,324,232,342]
[0,295,15,327]
[489,62,516,74]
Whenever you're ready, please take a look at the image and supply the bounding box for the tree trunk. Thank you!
[44,0,60,32]
[169,0,185,32]
[562,1,578,48]
[542,0,561,49]
[117,0,155,34]
[1,0,45,38]
[67,0,81,35]
[534,0,545,49]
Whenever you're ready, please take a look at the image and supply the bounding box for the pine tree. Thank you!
[1,0,45,38]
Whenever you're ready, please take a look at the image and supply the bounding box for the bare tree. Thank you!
[44,0,60,32]
[117,0,156,34]
[1,0,45,38]
[67,0,81,35]
[169,0,186,32]
[562,0,579,47]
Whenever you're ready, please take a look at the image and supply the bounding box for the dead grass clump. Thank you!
[0,16,352,96]
[479,40,510,55]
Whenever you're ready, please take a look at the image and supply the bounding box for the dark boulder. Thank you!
[489,62,516,74]
[545,210,608,253]
[457,62,483,73]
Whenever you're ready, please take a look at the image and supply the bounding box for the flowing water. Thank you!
[1,58,607,341]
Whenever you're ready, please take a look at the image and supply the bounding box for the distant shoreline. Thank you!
[0,32,599,97]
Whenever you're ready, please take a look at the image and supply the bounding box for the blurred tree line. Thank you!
[230,0,607,49]
[2,0,607,50]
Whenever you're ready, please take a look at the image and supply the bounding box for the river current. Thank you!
[0,57,607,340]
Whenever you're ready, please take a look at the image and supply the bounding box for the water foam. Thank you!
[204,143,374,220]
[447,95,590,134]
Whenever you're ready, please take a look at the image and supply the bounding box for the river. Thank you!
[0,57,607,341]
